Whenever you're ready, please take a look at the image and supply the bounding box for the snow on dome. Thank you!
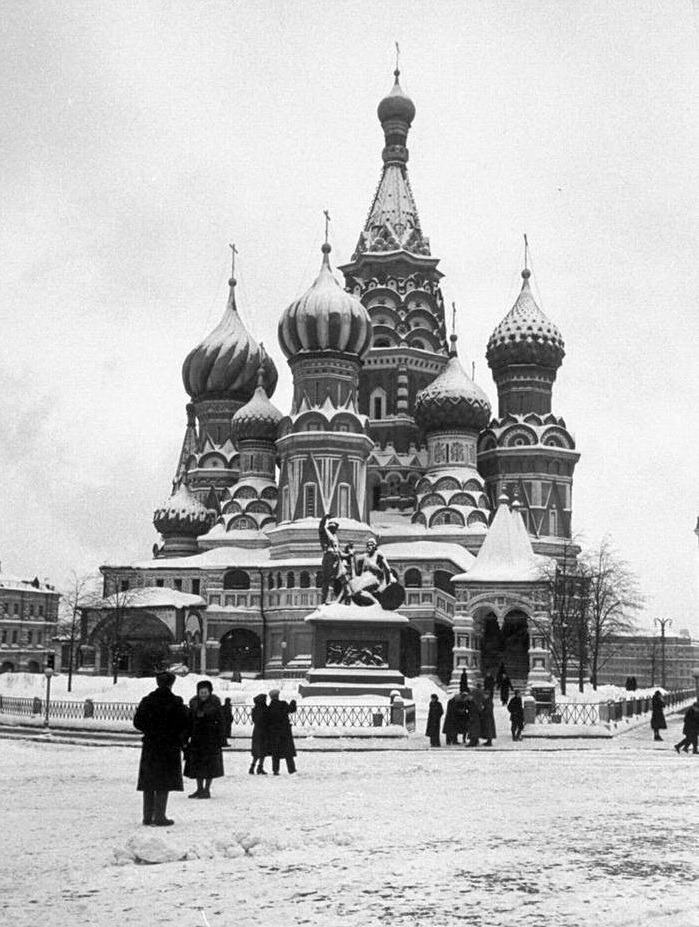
[277,244,372,360]
[153,482,214,539]
[231,368,283,443]
[182,276,278,402]
[487,269,565,371]
[414,352,491,433]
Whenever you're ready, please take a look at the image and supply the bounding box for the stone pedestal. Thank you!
[299,603,412,698]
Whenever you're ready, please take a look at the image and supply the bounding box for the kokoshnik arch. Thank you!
[79,70,579,690]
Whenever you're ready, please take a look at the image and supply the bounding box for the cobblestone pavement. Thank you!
[1,712,697,927]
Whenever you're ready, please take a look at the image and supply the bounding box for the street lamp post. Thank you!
[654,618,673,689]
[43,665,54,728]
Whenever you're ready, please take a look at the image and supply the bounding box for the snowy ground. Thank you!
[1,715,697,927]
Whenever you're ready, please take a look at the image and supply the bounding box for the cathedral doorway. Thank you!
[399,627,421,678]
[435,624,454,684]
[479,610,530,685]
[219,628,262,675]
[1,661,15,673]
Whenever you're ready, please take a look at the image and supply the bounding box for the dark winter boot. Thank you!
[152,790,174,826]
[142,791,155,826]
[674,743,682,754]
[249,762,256,775]
[256,764,267,775]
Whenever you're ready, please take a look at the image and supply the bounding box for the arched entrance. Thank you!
[26,660,41,674]
[90,611,173,677]
[479,609,530,684]
[219,628,262,675]
[435,624,454,685]
[400,627,421,678]
[1,661,15,673]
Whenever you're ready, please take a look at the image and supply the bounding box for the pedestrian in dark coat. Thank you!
[222,698,233,743]
[674,701,699,754]
[480,691,496,746]
[453,692,470,743]
[425,694,443,747]
[466,686,484,746]
[483,673,495,699]
[443,695,459,745]
[650,690,667,741]
[459,669,469,693]
[184,681,226,799]
[499,673,512,706]
[508,690,525,741]
[267,689,297,774]
[250,693,270,774]
[134,671,190,827]
[496,662,506,687]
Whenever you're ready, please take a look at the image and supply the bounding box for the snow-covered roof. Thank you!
[454,499,550,583]
[123,547,321,572]
[0,571,59,594]
[380,542,475,572]
[95,587,206,609]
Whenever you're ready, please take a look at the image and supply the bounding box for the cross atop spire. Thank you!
[323,210,331,246]
[229,242,238,286]
[395,41,400,76]
[523,234,529,272]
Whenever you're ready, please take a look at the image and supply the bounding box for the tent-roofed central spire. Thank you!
[351,67,430,260]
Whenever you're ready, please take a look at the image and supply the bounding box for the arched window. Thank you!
[286,571,295,589]
[268,574,275,590]
[404,568,422,588]
[337,483,350,518]
[223,569,250,590]
[304,484,317,518]
[315,571,323,588]
[374,338,391,348]
[300,571,311,589]
[370,387,387,420]
[276,572,283,589]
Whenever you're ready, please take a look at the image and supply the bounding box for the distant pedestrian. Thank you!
[466,685,484,747]
[425,694,443,747]
[250,693,269,774]
[134,671,190,827]
[650,690,667,742]
[459,669,469,693]
[222,698,233,743]
[453,692,470,744]
[480,690,496,746]
[499,673,512,706]
[443,695,459,745]
[267,689,297,775]
[674,701,699,755]
[184,680,226,799]
[508,690,524,741]
[496,662,506,687]
[483,673,495,699]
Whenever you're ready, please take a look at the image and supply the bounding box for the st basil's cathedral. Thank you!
[81,71,580,690]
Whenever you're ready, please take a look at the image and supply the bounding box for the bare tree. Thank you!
[57,572,101,692]
[580,537,643,691]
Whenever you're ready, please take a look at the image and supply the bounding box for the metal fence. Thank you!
[0,696,392,729]
[534,688,696,726]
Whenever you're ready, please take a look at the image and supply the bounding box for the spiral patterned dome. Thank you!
[153,482,214,539]
[182,277,278,402]
[377,69,416,126]
[278,244,372,360]
[231,367,283,443]
[487,270,565,371]
[414,343,491,433]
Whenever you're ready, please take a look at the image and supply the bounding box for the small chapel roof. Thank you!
[94,587,206,610]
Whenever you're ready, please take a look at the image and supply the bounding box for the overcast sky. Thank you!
[1,1,697,634]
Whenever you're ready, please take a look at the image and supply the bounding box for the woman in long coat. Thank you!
[134,671,190,827]
[425,694,443,747]
[650,690,667,741]
[267,689,297,774]
[250,692,270,774]
[480,692,496,747]
[443,695,459,745]
[466,687,484,747]
[184,680,226,799]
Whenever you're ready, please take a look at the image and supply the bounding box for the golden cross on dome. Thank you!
[323,210,331,245]
[523,233,529,271]
[395,41,400,74]
[229,242,238,276]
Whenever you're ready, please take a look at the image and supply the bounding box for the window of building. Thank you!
[155,579,164,588]
[337,483,350,518]
[120,579,129,592]
[303,484,317,518]
[281,485,290,521]
[268,574,275,590]
[404,568,422,588]
[286,572,295,589]
[3,603,8,614]
[27,631,33,644]
[549,509,558,536]
[1,630,6,644]
[300,571,311,589]
[191,579,200,595]
[13,603,19,615]
[223,569,250,590]
[29,605,34,617]
[173,578,183,591]
[38,605,43,617]
[276,572,283,589]
[37,633,43,645]
[12,630,18,644]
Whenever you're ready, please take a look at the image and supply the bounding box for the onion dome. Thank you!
[182,270,278,402]
[377,68,416,126]
[278,243,372,360]
[231,361,283,443]
[487,269,565,371]
[153,482,214,538]
[415,336,491,432]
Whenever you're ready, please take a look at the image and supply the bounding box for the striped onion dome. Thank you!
[231,365,283,443]
[277,243,372,360]
[182,275,278,402]
[153,482,214,539]
[415,337,491,433]
[487,269,565,371]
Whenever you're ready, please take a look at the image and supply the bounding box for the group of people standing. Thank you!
[651,690,699,753]
[134,673,297,827]
[425,681,525,749]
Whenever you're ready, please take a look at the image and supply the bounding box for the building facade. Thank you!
[82,73,580,689]
[594,632,699,690]
[0,566,60,673]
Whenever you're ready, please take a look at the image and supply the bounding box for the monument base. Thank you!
[299,603,412,699]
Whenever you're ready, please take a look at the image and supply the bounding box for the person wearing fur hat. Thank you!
[184,680,226,799]
[134,671,190,827]
[425,694,443,747]
[250,693,270,775]
[267,689,297,775]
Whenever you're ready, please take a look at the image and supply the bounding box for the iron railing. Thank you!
[534,688,696,726]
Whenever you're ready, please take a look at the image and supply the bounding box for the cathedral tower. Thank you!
[339,70,450,515]
[478,263,580,554]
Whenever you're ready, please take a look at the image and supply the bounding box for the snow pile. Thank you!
[113,832,262,866]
